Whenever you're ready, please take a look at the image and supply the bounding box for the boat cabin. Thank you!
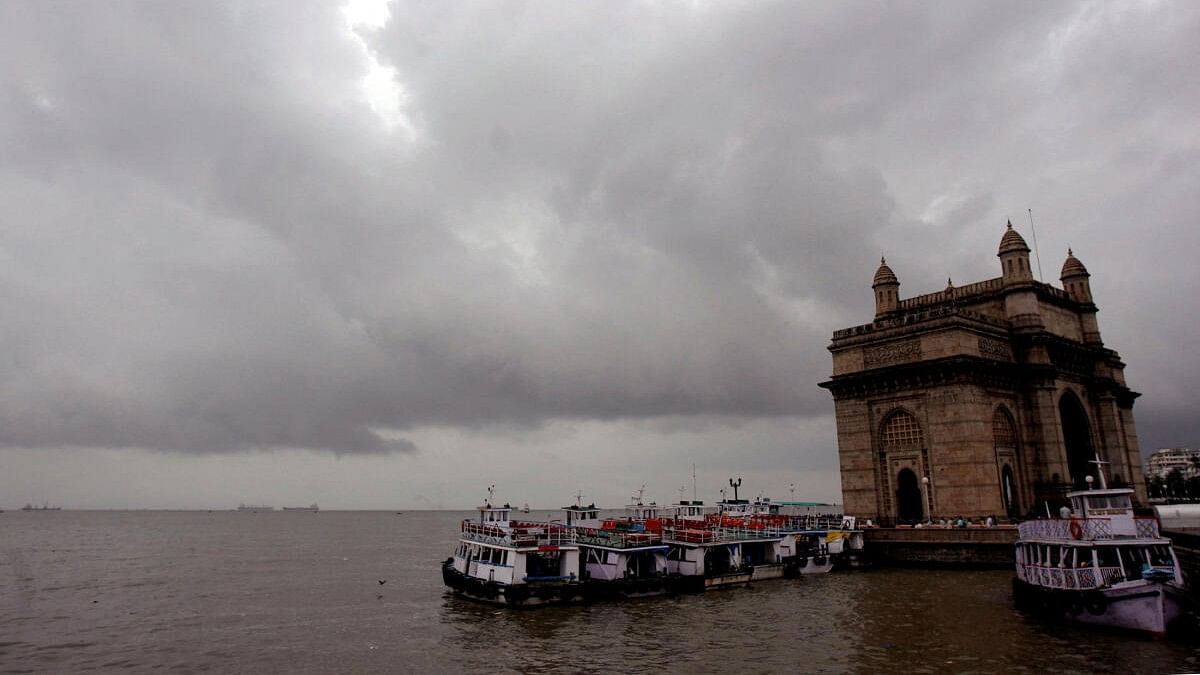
[718,499,753,517]
[478,503,512,527]
[626,501,661,521]
[671,500,712,521]
[751,497,781,516]
[1068,488,1137,537]
[562,504,602,529]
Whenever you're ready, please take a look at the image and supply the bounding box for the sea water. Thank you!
[3,510,1199,673]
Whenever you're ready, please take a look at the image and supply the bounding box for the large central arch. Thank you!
[895,468,924,523]
[1059,392,1094,489]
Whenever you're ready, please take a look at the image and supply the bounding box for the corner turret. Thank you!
[998,221,1042,333]
[1060,248,1092,303]
[872,257,899,319]
[1061,248,1101,344]
[998,221,1033,284]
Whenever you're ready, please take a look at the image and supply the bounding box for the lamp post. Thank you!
[922,476,932,523]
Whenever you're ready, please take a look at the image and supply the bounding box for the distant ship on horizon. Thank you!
[282,503,319,512]
[21,503,62,511]
[236,504,274,512]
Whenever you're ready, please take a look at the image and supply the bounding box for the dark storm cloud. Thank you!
[1,1,1197,455]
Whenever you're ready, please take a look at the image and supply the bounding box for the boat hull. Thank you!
[1012,577,1188,636]
[443,559,586,606]
[797,554,835,575]
[750,563,786,581]
[442,559,703,606]
[703,571,753,589]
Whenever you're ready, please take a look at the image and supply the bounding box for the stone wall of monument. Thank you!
[832,397,880,519]
[921,384,1009,520]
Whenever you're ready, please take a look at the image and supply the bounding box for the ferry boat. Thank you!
[567,496,703,599]
[443,490,584,606]
[1013,464,1187,635]
[282,504,319,511]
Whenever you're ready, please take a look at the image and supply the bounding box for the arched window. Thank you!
[993,407,1016,448]
[994,407,1020,517]
[882,410,923,448]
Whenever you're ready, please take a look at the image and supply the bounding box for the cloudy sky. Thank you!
[2,0,1197,509]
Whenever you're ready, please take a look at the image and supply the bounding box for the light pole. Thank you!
[922,476,932,523]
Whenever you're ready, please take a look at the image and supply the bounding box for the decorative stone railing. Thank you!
[898,277,1004,310]
[832,305,1010,340]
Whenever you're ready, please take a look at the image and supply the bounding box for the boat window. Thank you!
[1096,547,1118,568]
[1149,547,1171,566]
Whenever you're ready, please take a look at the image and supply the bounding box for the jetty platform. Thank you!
[863,526,1017,568]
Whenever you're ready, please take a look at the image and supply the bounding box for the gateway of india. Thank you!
[820,222,1146,524]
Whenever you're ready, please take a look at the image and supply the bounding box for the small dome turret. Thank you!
[998,220,1033,284]
[872,258,898,287]
[873,256,899,318]
[1060,248,1093,303]
[1060,248,1089,279]
[998,220,1030,255]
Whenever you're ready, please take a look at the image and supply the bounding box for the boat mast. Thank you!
[1088,454,1110,490]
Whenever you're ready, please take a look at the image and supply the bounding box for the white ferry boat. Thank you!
[567,497,703,598]
[443,492,584,606]
[282,503,319,512]
[1013,467,1187,635]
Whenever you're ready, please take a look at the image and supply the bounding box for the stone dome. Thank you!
[1060,248,1089,279]
[872,257,898,287]
[998,221,1030,255]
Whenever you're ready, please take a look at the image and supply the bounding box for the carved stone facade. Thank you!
[820,227,1146,523]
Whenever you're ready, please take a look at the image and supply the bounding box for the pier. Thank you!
[863,526,1017,569]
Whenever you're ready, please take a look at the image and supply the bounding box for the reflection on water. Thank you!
[2,510,1199,673]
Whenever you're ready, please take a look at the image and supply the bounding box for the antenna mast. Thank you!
[1027,209,1044,282]
[692,464,697,501]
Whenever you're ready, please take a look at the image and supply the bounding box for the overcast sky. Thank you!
[2,1,1197,509]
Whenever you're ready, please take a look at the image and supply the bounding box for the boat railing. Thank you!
[713,524,786,540]
[460,520,577,547]
[662,524,785,543]
[1019,564,1121,590]
[574,528,661,549]
[662,526,720,544]
[1135,518,1161,538]
[1017,517,1160,541]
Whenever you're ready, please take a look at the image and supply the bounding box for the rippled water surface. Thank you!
[3,510,1199,673]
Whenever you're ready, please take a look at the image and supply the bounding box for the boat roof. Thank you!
[1066,487,1135,499]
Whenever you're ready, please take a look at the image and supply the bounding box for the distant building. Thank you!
[1144,448,1200,479]
[820,222,1146,523]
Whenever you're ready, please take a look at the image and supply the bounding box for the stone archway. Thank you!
[1059,392,1094,489]
[895,468,924,524]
